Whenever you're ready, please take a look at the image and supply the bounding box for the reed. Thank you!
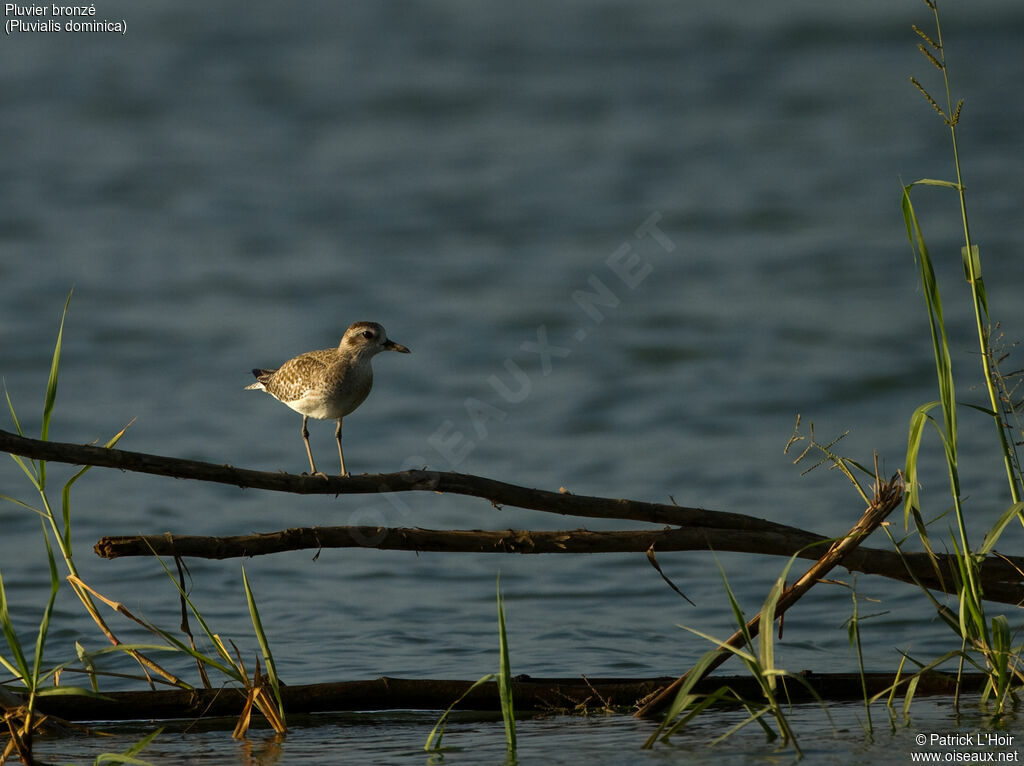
[242,565,285,730]
[899,0,1024,713]
[840,578,885,736]
[496,575,517,756]
[643,554,833,754]
[1,292,162,762]
[643,2,1023,749]
[1,293,287,763]
[1,301,140,764]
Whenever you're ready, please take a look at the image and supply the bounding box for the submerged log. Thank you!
[17,672,988,724]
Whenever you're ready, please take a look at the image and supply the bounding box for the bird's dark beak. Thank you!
[385,339,411,353]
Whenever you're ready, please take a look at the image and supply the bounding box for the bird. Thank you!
[245,321,410,477]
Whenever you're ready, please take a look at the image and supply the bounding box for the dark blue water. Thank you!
[3,1,1024,762]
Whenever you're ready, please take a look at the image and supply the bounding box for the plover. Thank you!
[246,322,410,477]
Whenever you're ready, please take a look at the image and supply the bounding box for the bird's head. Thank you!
[341,322,411,356]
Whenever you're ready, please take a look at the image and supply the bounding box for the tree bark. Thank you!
[0,428,819,531]
[93,525,1024,604]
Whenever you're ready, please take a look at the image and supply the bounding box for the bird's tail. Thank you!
[244,368,275,390]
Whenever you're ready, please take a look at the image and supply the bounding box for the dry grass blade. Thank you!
[646,544,695,606]
[174,556,212,689]
[232,691,254,740]
[66,575,187,689]
[231,657,286,739]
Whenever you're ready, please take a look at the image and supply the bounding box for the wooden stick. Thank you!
[92,525,1024,604]
[634,473,905,718]
[0,428,812,532]
[95,526,827,558]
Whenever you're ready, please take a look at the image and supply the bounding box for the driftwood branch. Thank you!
[2,429,1021,603]
[0,428,811,533]
[93,526,1024,605]
[19,672,989,723]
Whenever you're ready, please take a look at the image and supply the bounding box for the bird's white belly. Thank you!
[281,393,336,420]
[276,365,372,420]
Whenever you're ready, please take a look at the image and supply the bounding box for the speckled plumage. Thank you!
[246,321,410,476]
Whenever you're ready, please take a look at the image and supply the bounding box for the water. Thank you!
[3,1,1024,762]
[27,701,1024,765]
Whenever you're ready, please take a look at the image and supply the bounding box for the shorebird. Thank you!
[246,322,410,477]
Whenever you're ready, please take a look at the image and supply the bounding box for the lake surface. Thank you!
[2,1,1024,763]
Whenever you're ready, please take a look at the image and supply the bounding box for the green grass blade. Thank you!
[757,554,801,694]
[93,726,163,765]
[4,380,29,458]
[768,668,835,730]
[4,382,24,437]
[94,754,160,766]
[708,703,778,746]
[60,422,133,551]
[0,568,32,686]
[0,494,45,516]
[496,575,516,754]
[978,501,1024,554]
[904,402,938,523]
[910,178,960,190]
[41,290,73,444]
[960,244,983,290]
[4,383,41,484]
[903,673,921,717]
[658,685,743,744]
[76,640,100,693]
[30,521,62,696]
[242,565,284,725]
[677,625,757,665]
[644,647,725,748]
[33,686,114,700]
[36,290,72,491]
[661,648,728,722]
[713,558,755,652]
[142,548,238,671]
[4,454,41,492]
[118,726,164,758]
[902,188,957,454]
[0,648,24,680]
[132,620,239,680]
[424,673,495,751]
[989,615,1011,689]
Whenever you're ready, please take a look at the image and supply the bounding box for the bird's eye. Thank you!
[362,330,375,340]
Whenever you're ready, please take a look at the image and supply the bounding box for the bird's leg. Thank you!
[335,418,349,478]
[300,415,320,476]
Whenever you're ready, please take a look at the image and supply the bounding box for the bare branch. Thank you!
[0,428,807,533]
[93,523,1024,605]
